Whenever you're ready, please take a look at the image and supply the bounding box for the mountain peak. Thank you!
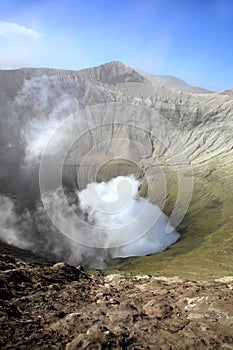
[78,61,145,85]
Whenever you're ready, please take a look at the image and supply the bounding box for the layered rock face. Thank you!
[0,61,232,279]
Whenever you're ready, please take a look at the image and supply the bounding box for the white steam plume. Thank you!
[0,195,32,249]
[78,175,180,258]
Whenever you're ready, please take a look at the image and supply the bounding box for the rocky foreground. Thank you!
[0,244,232,350]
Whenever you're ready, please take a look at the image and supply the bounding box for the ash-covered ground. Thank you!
[0,243,232,350]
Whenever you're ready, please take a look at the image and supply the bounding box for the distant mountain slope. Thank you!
[136,69,213,94]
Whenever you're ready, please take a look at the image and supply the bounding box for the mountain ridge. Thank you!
[1,60,226,93]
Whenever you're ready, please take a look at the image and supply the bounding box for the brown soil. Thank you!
[0,243,232,350]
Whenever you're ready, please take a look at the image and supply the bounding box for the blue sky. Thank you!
[0,0,233,91]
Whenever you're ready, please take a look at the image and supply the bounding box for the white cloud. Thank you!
[0,21,42,39]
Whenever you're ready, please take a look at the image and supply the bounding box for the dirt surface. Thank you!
[0,243,232,350]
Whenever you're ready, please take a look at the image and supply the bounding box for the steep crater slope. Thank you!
[0,61,232,279]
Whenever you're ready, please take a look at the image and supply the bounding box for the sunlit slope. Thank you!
[118,161,233,280]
